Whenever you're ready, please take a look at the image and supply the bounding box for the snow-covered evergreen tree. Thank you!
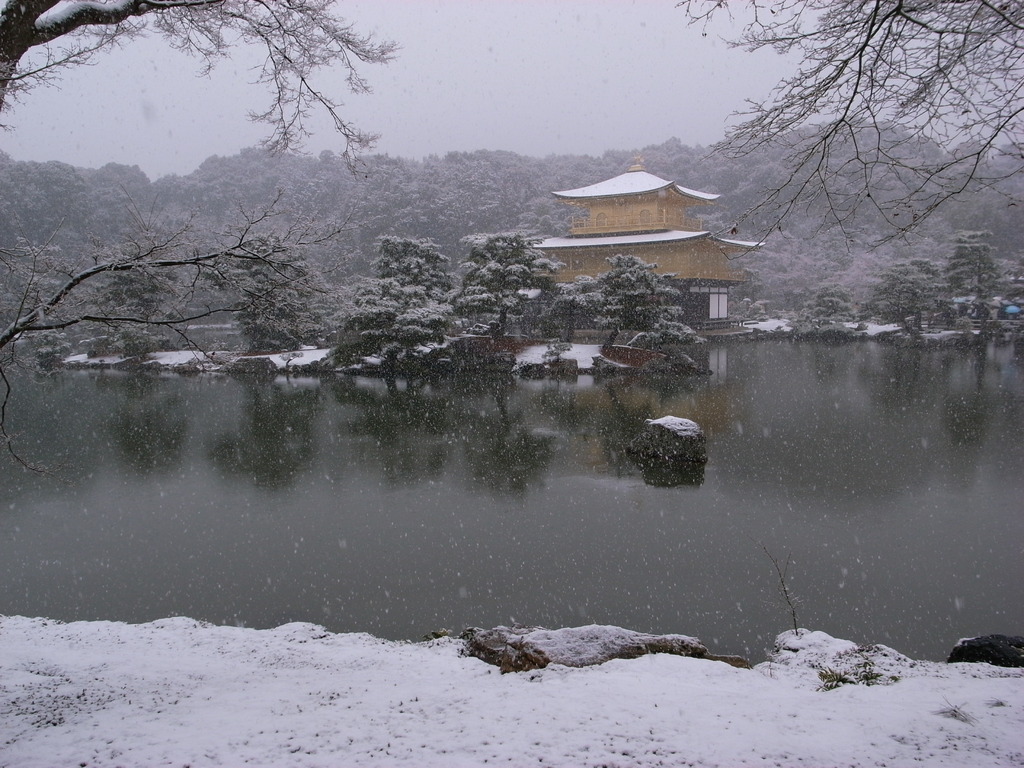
[594,254,697,347]
[946,231,1000,300]
[625,319,703,351]
[26,330,70,370]
[543,276,602,341]
[374,236,454,300]
[91,268,178,355]
[454,233,560,336]
[804,285,855,321]
[343,237,454,375]
[218,249,331,352]
[346,282,451,357]
[869,259,943,329]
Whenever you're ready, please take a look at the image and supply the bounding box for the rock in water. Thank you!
[223,356,278,377]
[947,635,1024,667]
[628,416,708,465]
[462,624,748,673]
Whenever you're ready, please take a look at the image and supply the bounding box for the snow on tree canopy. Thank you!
[344,237,454,361]
[455,232,560,333]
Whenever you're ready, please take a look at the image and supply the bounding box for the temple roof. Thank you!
[552,169,719,202]
[715,236,763,249]
[539,231,708,249]
[538,230,761,249]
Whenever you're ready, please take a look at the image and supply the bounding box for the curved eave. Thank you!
[674,185,720,202]
[537,230,711,249]
[553,185,720,204]
[712,237,763,249]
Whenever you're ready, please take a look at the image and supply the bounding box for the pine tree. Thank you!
[224,254,330,352]
[544,276,602,342]
[344,237,454,379]
[805,285,855,321]
[594,254,697,347]
[374,236,454,300]
[946,231,1000,300]
[454,233,561,336]
[870,259,943,330]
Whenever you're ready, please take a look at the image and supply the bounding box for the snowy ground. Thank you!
[61,320,993,375]
[1,616,1021,767]
[742,319,904,336]
[514,343,606,369]
[741,318,1015,342]
[63,347,333,371]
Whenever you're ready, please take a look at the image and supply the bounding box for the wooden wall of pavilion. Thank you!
[564,192,705,236]
[548,238,749,284]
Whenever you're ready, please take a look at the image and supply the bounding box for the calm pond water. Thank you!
[1,341,1021,661]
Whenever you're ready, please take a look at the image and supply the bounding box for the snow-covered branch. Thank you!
[678,0,1024,240]
[0,207,329,354]
[0,0,396,157]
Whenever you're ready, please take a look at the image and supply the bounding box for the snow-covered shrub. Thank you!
[804,285,855,321]
[109,326,167,357]
[27,331,71,370]
[542,340,572,363]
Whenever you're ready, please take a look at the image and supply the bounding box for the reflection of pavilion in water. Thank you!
[544,344,742,477]
[706,345,728,384]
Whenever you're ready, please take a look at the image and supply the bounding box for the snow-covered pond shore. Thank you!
[1,615,1021,767]
[59,317,1014,377]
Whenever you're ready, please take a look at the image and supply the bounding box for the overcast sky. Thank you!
[0,0,792,179]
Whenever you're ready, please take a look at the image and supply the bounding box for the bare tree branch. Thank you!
[0,0,397,159]
[0,198,341,467]
[760,543,801,635]
[678,1,1024,242]
[0,2,370,468]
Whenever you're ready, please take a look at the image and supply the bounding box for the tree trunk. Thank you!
[0,49,29,114]
[0,59,13,113]
[381,349,400,392]
[490,307,509,339]
[0,1,53,113]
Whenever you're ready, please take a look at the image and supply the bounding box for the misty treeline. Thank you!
[2,133,1022,317]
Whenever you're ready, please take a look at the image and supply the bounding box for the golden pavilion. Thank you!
[536,162,760,326]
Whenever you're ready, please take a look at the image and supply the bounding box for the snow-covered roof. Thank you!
[553,169,719,202]
[537,230,711,249]
[715,237,764,249]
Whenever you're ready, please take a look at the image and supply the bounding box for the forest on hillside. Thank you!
[2,134,1023,315]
